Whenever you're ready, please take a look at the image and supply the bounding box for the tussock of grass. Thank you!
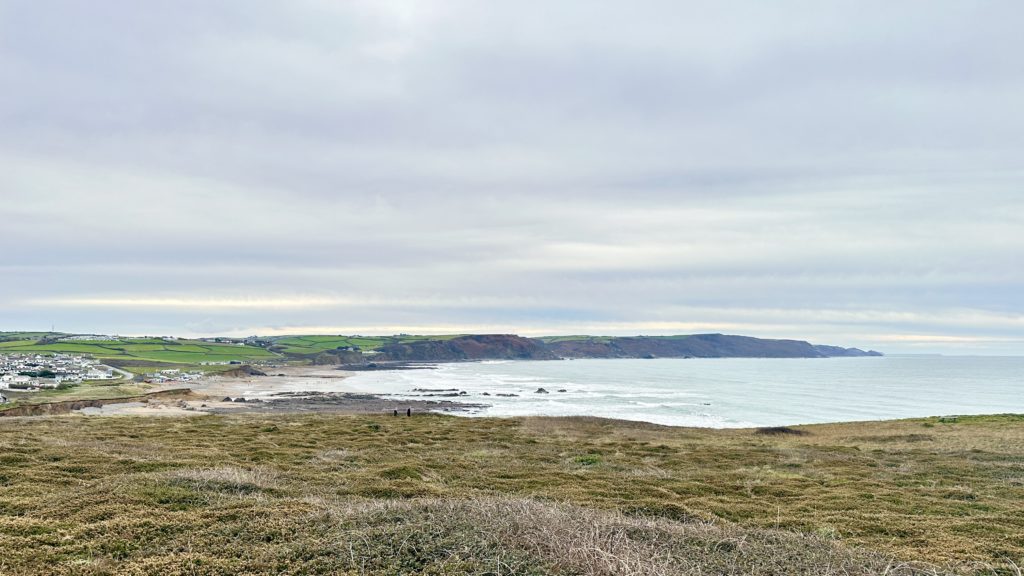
[0,413,1021,574]
[167,466,280,496]
[301,497,952,576]
[756,426,810,436]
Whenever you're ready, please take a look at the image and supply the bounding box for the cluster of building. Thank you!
[144,369,203,383]
[0,353,114,391]
[199,337,248,346]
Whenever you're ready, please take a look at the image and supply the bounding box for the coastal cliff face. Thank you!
[361,334,880,363]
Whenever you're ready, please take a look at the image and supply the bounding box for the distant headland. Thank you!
[307,333,883,364]
[0,331,882,368]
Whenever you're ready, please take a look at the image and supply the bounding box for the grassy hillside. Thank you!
[2,379,154,406]
[540,334,879,358]
[538,335,617,344]
[270,333,876,361]
[0,334,276,365]
[270,334,463,355]
[2,332,872,363]
[1,413,1021,574]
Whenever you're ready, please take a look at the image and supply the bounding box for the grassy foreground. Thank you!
[0,413,1022,575]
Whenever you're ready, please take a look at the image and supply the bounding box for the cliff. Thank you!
[543,334,882,359]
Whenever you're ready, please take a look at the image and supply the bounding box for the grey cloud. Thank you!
[1,1,1022,353]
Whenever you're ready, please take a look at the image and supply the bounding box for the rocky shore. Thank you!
[205,391,483,415]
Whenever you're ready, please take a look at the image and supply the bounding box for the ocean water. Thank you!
[344,356,1024,427]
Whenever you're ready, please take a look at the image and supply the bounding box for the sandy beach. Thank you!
[72,365,481,417]
[194,365,360,398]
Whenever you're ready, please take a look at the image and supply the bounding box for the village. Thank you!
[0,353,115,390]
[0,353,209,403]
[143,368,205,384]
[0,353,113,403]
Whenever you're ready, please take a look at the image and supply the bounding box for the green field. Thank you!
[0,412,1021,574]
[271,334,464,355]
[0,333,276,365]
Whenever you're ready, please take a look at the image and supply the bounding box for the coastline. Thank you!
[341,356,1024,428]
[0,364,483,418]
[1,361,1021,570]
[4,356,1022,426]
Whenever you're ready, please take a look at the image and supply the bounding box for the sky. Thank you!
[1,1,1022,354]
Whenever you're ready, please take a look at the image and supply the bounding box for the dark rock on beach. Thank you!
[202,391,486,415]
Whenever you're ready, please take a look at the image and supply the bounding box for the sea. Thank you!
[344,356,1024,428]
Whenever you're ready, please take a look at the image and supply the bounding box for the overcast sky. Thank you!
[2,1,1022,353]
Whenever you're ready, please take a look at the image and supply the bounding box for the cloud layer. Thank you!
[2,1,1022,353]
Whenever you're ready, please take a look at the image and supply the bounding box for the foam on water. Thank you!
[344,356,1024,427]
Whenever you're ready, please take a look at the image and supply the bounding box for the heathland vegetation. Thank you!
[0,331,1020,574]
[0,412,1021,574]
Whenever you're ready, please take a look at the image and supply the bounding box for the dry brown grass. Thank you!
[302,496,955,576]
[166,466,280,496]
[0,412,1021,574]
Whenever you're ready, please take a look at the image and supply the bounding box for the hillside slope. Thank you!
[543,334,882,359]
[375,334,558,362]
[310,333,880,363]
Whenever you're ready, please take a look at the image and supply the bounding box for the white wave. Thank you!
[343,357,1024,428]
